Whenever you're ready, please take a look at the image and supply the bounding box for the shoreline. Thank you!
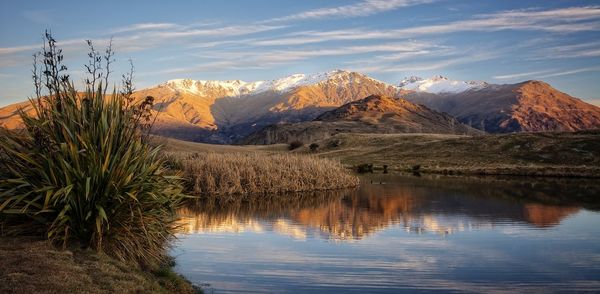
[0,237,199,294]
[364,165,600,178]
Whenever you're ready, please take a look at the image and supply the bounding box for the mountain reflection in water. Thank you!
[176,175,583,240]
[173,174,600,293]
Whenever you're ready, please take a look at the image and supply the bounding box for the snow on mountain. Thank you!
[164,79,263,96]
[399,75,486,94]
[253,72,332,93]
[163,71,487,97]
[162,70,392,97]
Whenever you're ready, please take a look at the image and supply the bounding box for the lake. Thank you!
[172,174,600,293]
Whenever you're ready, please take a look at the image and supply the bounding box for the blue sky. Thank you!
[1,0,600,106]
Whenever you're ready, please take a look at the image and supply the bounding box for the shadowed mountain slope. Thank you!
[406,80,600,133]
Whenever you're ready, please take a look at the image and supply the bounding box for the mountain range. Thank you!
[1,70,599,144]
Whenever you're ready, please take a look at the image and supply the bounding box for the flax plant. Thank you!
[0,32,183,267]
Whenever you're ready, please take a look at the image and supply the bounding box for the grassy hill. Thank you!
[308,131,600,177]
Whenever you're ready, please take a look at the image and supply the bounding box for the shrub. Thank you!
[356,163,374,173]
[288,140,304,150]
[327,139,341,148]
[309,143,319,152]
[412,164,421,172]
[0,32,182,267]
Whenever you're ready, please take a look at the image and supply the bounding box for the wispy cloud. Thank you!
[248,29,399,47]
[352,52,499,73]
[110,23,181,34]
[0,44,41,55]
[396,6,600,34]
[197,41,437,65]
[0,23,286,63]
[188,40,247,49]
[534,41,600,59]
[152,25,284,39]
[152,60,248,75]
[245,6,600,48]
[155,41,437,76]
[2,3,600,104]
[491,66,600,81]
[265,0,434,23]
[343,42,511,74]
[493,70,556,80]
[22,9,55,25]
[538,66,600,78]
[3,6,598,59]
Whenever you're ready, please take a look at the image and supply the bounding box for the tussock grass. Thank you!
[168,152,359,198]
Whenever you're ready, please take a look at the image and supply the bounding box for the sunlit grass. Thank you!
[166,152,359,198]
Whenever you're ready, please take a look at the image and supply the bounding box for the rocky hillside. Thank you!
[0,100,33,129]
[405,80,600,133]
[242,95,482,144]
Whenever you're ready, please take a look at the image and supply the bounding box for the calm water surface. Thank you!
[172,175,600,293]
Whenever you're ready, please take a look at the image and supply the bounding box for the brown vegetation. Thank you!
[167,152,359,198]
[0,237,196,294]
[288,140,304,150]
[0,32,183,267]
[309,131,600,177]
[155,129,600,178]
[0,32,192,293]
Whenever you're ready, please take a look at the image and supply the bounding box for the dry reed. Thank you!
[168,152,359,197]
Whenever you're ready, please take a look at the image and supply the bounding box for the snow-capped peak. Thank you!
[399,75,486,94]
[257,69,371,92]
[161,70,385,96]
[399,76,424,87]
[258,72,328,92]
[164,79,255,95]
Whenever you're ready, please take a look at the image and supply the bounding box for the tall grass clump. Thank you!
[171,152,359,198]
[0,32,182,267]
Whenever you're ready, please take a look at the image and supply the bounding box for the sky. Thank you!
[1,0,600,106]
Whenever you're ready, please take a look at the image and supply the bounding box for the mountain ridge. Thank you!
[1,70,599,143]
[405,79,600,133]
[158,69,394,97]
